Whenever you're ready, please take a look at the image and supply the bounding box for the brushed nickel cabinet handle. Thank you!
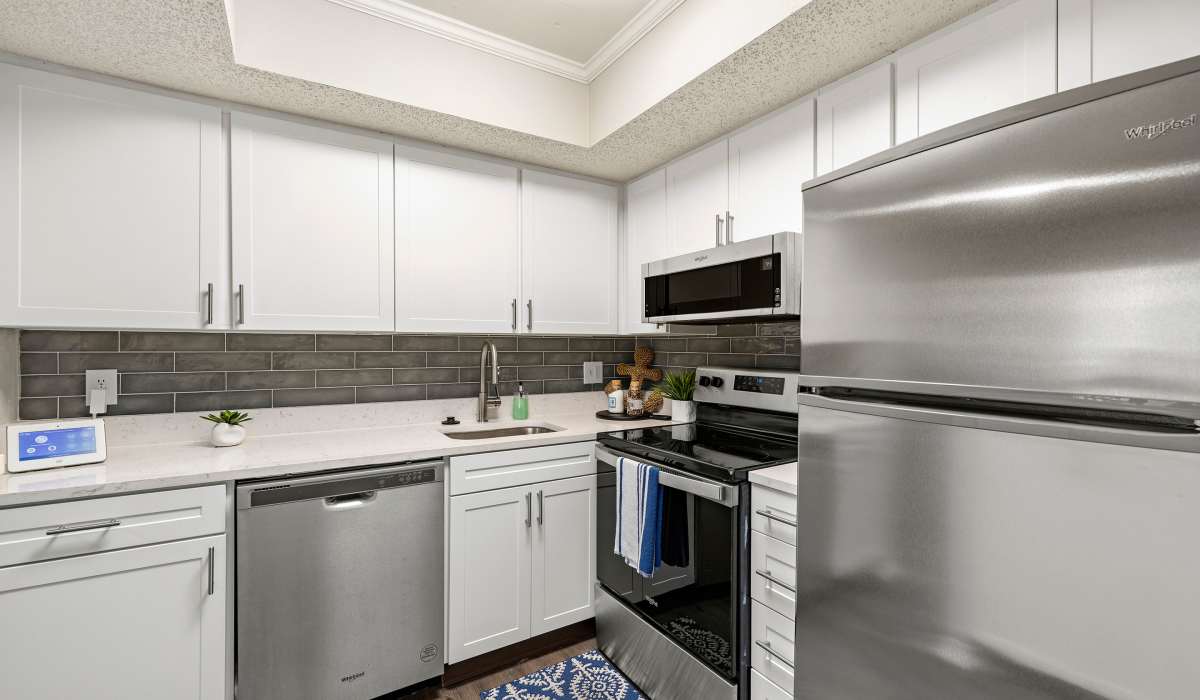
[237,284,245,325]
[205,282,214,325]
[726,211,734,243]
[755,568,797,593]
[537,490,544,526]
[207,546,215,596]
[525,492,532,528]
[756,640,795,669]
[715,213,723,246]
[511,298,518,332]
[526,299,533,332]
[755,509,798,528]
[45,518,121,536]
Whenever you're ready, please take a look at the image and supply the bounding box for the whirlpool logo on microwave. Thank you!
[1123,113,1196,141]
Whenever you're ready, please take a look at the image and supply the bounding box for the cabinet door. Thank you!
[816,62,894,175]
[0,64,225,329]
[622,169,668,335]
[729,98,815,242]
[1059,0,1200,90]
[395,147,520,333]
[0,536,225,700]
[521,170,619,334]
[231,113,394,331]
[448,484,532,663]
[666,139,729,255]
[895,0,1057,143]
[531,475,597,636]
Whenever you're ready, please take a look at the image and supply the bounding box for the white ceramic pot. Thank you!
[211,423,247,448]
[671,399,697,423]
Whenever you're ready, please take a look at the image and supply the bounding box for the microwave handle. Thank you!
[595,446,736,506]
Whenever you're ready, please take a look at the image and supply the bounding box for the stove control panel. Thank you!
[694,367,799,414]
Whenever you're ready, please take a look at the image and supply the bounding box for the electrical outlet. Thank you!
[582,361,603,384]
[85,369,119,406]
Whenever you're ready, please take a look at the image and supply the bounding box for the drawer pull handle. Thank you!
[755,509,798,528]
[755,568,797,593]
[45,518,121,535]
[756,640,795,670]
[207,546,215,596]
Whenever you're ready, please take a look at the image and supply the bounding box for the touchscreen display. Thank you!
[18,426,97,461]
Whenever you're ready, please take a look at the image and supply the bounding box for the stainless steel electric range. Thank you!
[594,366,800,700]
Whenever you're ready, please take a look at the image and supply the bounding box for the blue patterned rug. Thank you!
[480,649,646,700]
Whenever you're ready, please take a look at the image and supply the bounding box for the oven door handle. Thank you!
[595,447,738,507]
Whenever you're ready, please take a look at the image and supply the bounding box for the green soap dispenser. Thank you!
[512,383,529,420]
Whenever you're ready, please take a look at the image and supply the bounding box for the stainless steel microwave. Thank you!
[642,231,801,324]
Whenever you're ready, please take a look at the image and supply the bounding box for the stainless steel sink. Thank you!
[441,425,561,440]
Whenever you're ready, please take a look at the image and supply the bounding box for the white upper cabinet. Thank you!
[895,0,1057,144]
[1059,0,1200,90]
[666,139,729,255]
[728,98,816,242]
[622,169,667,335]
[0,64,225,329]
[816,62,895,175]
[521,170,619,334]
[231,113,394,332]
[395,147,520,334]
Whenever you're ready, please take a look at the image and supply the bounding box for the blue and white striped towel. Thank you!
[615,457,663,578]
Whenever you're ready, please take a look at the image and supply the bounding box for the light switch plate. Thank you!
[85,369,119,406]
[582,361,603,384]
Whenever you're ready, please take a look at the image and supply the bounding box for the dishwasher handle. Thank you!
[236,460,443,509]
[324,491,378,510]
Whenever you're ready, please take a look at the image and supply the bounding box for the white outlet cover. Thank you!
[582,361,603,384]
[85,369,119,406]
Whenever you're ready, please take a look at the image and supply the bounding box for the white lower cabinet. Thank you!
[0,534,226,699]
[751,482,798,698]
[448,444,598,664]
[447,483,533,662]
[530,475,597,635]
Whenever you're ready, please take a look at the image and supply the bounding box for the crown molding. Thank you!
[324,0,685,84]
[582,0,686,80]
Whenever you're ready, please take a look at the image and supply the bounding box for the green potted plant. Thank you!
[201,410,253,447]
[660,370,698,423]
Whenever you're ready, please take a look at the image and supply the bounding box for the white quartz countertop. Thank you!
[0,398,674,507]
[749,461,797,495]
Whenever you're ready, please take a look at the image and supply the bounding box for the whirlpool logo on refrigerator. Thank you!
[1123,113,1197,141]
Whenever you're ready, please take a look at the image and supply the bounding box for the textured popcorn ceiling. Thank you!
[0,0,992,181]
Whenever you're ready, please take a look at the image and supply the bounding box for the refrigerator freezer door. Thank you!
[790,403,1200,700]
[801,62,1200,404]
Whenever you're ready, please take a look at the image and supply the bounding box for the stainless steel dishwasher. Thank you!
[236,461,444,699]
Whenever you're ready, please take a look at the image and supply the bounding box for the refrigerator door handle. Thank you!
[797,391,1200,453]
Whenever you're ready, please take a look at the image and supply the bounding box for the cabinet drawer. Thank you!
[751,530,796,620]
[0,485,226,567]
[751,668,792,700]
[751,600,795,693]
[450,442,595,495]
[751,485,797,546]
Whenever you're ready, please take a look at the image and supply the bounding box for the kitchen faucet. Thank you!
[478,341,502,422]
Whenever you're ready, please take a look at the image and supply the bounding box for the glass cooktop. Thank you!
[597,422,798,483]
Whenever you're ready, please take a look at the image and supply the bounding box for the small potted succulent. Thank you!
[201,410,253,447]
[660,370,698,423]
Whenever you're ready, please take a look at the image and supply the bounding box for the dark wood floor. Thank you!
[406,638,598,700]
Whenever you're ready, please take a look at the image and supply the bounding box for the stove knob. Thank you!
[698,376,711,387]
[710,377,725,388]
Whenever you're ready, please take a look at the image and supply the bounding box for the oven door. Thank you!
[595,447,743,682]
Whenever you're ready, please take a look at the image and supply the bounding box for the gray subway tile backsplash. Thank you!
[16,326,800,419]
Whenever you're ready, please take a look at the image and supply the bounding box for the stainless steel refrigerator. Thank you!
[793,56,1200,700]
